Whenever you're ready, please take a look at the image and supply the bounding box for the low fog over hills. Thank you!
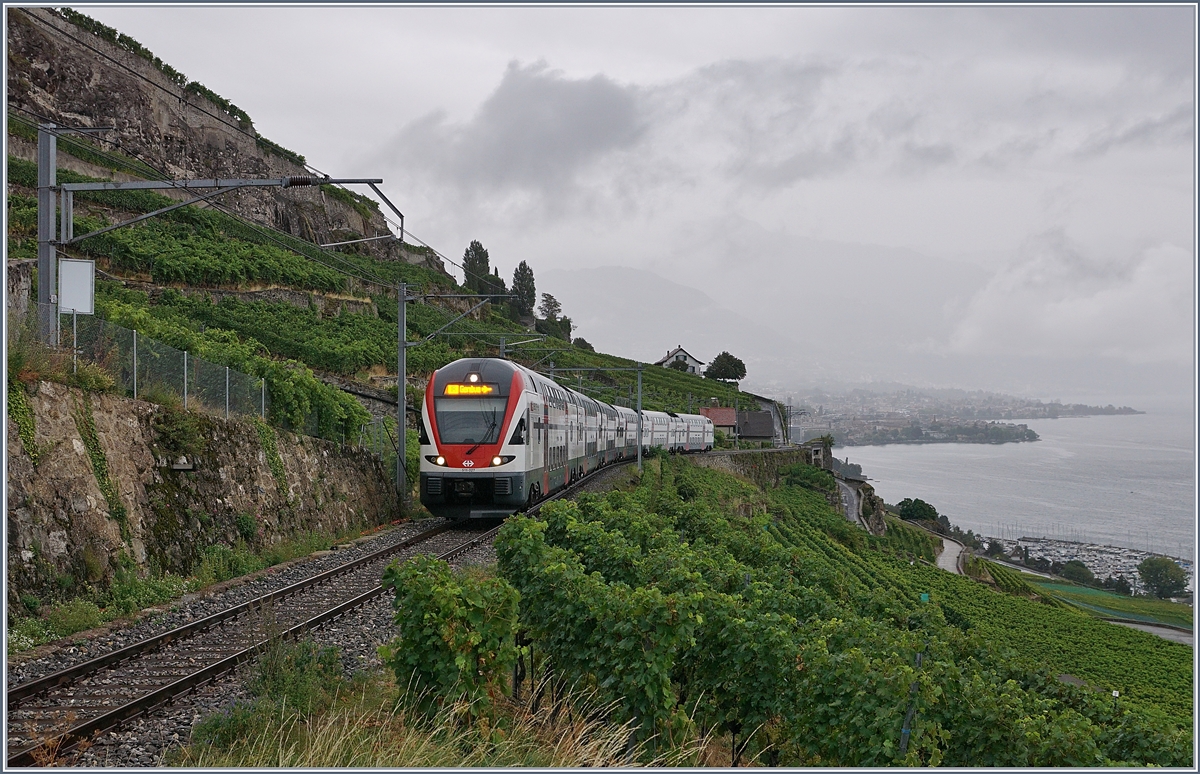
[542,256,1191,410]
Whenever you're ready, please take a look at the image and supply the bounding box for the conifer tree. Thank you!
[462,240,490,294]
[511,260,537,317]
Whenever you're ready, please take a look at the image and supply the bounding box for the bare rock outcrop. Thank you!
[6,380,398,609]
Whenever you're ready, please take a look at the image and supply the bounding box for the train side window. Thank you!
[419,421,430,445]
[510,417,527,445]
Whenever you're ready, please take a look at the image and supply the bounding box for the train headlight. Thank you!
[491,455,515,466]
[425,455,447,466]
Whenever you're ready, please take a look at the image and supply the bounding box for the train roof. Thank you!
[433,358,712,424]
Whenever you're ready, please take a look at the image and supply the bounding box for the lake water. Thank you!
[841,408,1196,561]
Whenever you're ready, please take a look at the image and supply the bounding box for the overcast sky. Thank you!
[82,4,1196,406]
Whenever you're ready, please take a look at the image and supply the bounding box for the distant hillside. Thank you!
[6,7,435,270]
[5,6,768,442]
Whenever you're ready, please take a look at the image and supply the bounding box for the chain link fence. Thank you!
[23,305,405,470]
[52,305,268,420]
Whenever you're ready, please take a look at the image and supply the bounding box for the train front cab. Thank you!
[420,359,535,519]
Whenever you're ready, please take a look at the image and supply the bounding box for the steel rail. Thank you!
[6,527,500,767]
[5,523,467,767]
[7,522,454,709]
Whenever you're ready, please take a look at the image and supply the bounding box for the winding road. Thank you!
[937,536,965,574]
[837,480,865,529]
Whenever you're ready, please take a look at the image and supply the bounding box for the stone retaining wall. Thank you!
[6,380,399,608]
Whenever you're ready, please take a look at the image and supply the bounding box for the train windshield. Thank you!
[435,397,508,444]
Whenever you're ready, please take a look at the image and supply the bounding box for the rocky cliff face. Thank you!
[856,481,888,536]
[5,7,445,275]
[6,380,399,608]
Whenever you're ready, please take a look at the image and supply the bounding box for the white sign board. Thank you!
[58,258,94,315]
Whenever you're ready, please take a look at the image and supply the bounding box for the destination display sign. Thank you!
[443,383,498,396]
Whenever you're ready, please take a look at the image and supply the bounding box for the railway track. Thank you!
[5,459,629,767]
[5,522,500,767]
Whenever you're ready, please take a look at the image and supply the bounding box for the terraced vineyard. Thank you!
[493,456,1192,766]
[8,154,767,440]
[1026,578,1194,630]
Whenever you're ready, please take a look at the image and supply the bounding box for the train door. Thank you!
[528,400,543,498]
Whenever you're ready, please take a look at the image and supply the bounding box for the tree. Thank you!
[1060,559,1095,585]
[534,292,571,342]
[985,540,1006,557]
[511,261,536,318]
[483,267,507,299]
[704,351,746,382]
[538,293,561,321]
[572,337,594,351]
[462,240,490,294]
[1103,575,1133,596]
[667,359,689,372]
[896,497,939,523]
[1137,556,1188,599]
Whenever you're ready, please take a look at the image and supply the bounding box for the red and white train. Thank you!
[419,357,714,519]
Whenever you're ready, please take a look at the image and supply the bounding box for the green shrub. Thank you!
[106,566,192,616]
[46,598,103,637]
[19,593,41,615]
[151,402,207,460]
[250,639,344,712]
[781,462,836,493]
[66,361,117,392]
[235,512,259,543]
[7,617,52,654]
[192,543,266,585]
[379,555,519,716]
[191,639,345,752]
[190,700,268,750]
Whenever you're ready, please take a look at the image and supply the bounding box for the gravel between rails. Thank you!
[14,521,501,768]
[5,520,440,687]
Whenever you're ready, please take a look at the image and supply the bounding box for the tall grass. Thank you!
[172,668,708,768]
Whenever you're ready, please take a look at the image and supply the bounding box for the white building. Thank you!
[654,345,705,375]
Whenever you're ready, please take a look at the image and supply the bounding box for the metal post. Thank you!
[183,351,188,409]
[72,310,77,374]
[499,336,506,359]
[37,124,57,344]
[636,364,643,472]
[132,329,138,399]
[397,281,407,502]
[225,366,230,419]
[261,378,266,418]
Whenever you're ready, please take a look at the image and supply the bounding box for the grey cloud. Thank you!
[944,230,1192,365]
[976,131,1056,169]
[738,134,859,186]
[985,6,1195,75]
[871,7,1194,77]
[1077,103,1194,157]
[390,61,645,196]
[898,141,956,170]
[661,58,850,185]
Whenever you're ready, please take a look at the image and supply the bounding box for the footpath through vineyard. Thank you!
[493,455,1193,766]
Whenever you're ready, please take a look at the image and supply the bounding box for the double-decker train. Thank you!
[418,357,714,519]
